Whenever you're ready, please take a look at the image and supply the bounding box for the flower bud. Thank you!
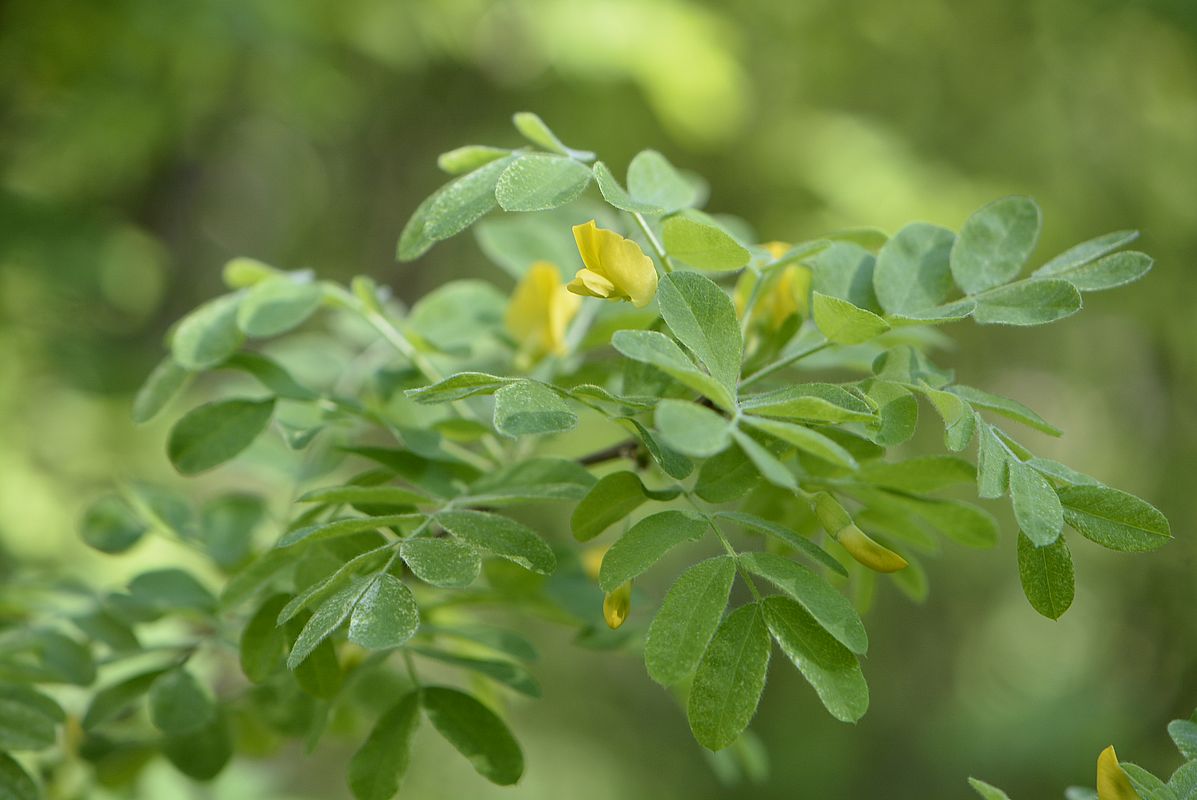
[835,525,908,573]
[603,581,632,630]
[1096,745,1140,800]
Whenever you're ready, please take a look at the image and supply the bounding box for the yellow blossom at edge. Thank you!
[567,220,658,308]
[504,261,581,364]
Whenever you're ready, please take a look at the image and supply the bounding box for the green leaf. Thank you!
[810,243,880,311]
[738,551,867,654]
[976,420,1010,499]
[277,514,417,548]
[662,212,751,270]
[686,603,771,751]
[132,357,192,423]
[812,292,891,344]
[167,397,275,475]
[407,372,513,404]
[80,494,147,554]
[644,556,736,686]
[973,279,1082,326]
[1168,719,1197,761]
[657,271,743,390]
[571,471,650,542]
[512,111,593,160]
[198,492,264,568]
[949,384,1062,436]
[437,510,557,574]
[221,351,317,402]
[287,579,371,668]
[762,595,868,723]
[599,510,707,591]
[740,383,876,424]
[0,753,38,800]
[888,298,977,325]
[626,150,695,213]
[128,568,217,613]
[149,668,215,736]
[1016,532,1075,619]
[300,485,427,509]
[495,154,593,212]
[1009,460,1065,546]
[348,574,420,650]
[396,191,440,261]
[1168,761,1197,799]
[1038,250,1153,293]
[240,594,288,683]
[0,687,62,750]
[289,612,343,700]
[856,456,975,493]
[592,161,665,215]
[1058,485,1171,552]
[655,399,732,458]
[968,777,1014,800]
[349,692,420,800]
[950,196,1042,294]
[740,416,859,470]
[492,381,577,438]
[82,669,167,729]
[236,277,323,337]
[171,293,244,370]
[401,538,481,587]
[886,494,999,548]
[438,145,510,175]
[1122,763,1176,800]
[423,156,517,243]
[1033,230,1139,277]
[694,446,761,504]
[161,710,233,780]
[731,429,798,490]
[715,512,848,577]
[873,222,955,314]
[407,647,540,697]
[611,329,736,410]
[421,687,524,785]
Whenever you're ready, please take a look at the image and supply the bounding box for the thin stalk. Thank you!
[739,337,831,390]
[632,212,674,274]
[738,267,764,339]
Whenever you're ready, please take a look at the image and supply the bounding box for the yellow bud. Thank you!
[836,525,908,573]
[603,581,632,629]
[1096,746,1141,800]
[581,545,608,581]
[567,220,658,308]
[504,262,581,365]
[812,492,853,534]
[761,241,791,260]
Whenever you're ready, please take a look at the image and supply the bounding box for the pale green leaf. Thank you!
[221,351,317,401]
[657,271,743,391]
[592,161,665,215]
[512,111,593,160]
[644,556,736,686]
[950,196,1042,294]
[715,512,848,577]
[1058,485,1171,552]
[401,538,481,588]
[492,381,577,437]
[968,778,1014,800]
[740,416,859,470]
[1010,460,1065,546]
[82,669,167,729]
[423,155,517,242]
[873,222,955,314]
[80,494,147,554]
[687,603,771,751]
[655,399,732,458]
[167,398,275,475]
[1033,230,1138,277]
[1168,719,1197,761]
[287,579,370,668]
[1043,250,1153,292]
[149,668,215,736]
[731,429,797,490]
[611,329,735,410]
[277,514,418,548]
[626,149,695,213]
[407,372,514,404]
[495,153,593,212]
[407,647,540,697]
[662,212,750,270]
[348,692,420,800]
[973,279,1081,326]
[437,510,557,574]
[810,242,880,311]
[438,145,510,175]
[856,456,975,493]
[976,420,1010,499]
[739,383,876,424]
[348,573,420,650]
[812,292,891,344]
[949,384,1062,436]
[132,357,192,423]
[236,277,323,337]
[571,471,651,542]
[738,551,867,654]
[1016,532,1074,619]
[763,595,868,723]
[421,687,524,785]
[300,485,428,508]
[171,294,244,370]
[598,510,707,591]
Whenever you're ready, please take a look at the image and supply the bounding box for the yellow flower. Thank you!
[603,581,632,629]
[567,220,658,308]
[1096,746,1141,800]
[504,261,581,364]
[734,241,811,332]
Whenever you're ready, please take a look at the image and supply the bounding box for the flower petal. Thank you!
[572,220,605,277]
[596,229,658,308]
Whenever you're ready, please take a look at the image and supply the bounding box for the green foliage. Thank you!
[6,112,1169,799]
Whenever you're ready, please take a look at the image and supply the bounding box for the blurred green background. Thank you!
[2,0,1195,797]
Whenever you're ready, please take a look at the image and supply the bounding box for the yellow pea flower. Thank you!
[835,525,909,573]
[603,581,632,629]
[734,241,811,332]
[581,544,608,581]
[1096,746,1141,800]
[567,220,658,308]
[504,261,581,365]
